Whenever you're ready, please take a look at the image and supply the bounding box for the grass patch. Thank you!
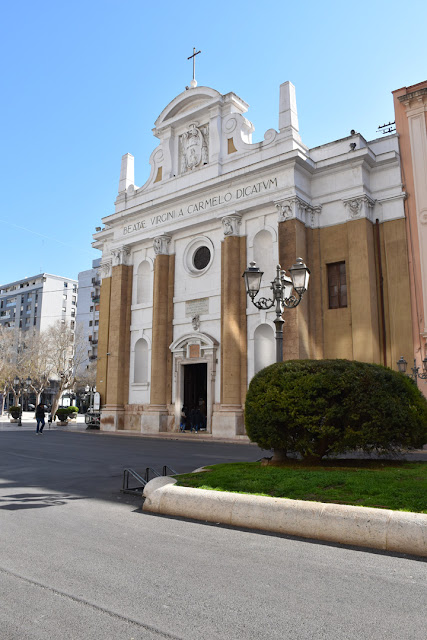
[174,460,427,514]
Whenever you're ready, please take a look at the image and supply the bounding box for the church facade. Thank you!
[93,81,413,437]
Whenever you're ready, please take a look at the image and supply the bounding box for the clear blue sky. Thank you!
[1,0,425,284]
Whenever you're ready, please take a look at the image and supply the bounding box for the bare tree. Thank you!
[0,326,16,414]
[24,331,52,405]
[46,320,87,417]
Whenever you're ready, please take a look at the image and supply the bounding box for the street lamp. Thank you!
[397,356,427,382]
[243,258,310,362]
[85,384,95,409]
[13,376,32,426]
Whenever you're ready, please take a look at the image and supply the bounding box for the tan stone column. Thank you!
[99,246,133,431]
[380,218,413,368]
[141,235,174,433]
[96,260,112,403]
[212,214,247,437]
[344,201,380,363]
[277,197,312,360]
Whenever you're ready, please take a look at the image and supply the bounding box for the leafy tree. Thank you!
[245,360,427,463]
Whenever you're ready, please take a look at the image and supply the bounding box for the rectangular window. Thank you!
[94,320,99,326]
[90,306,94,312]
[327,262,347,309]
[64,282,68,288]
[89,321,92,327]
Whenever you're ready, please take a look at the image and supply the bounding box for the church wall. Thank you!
[128,246,154,408]
[93,80,417,436]
[380,218,414,369]
[320,222,353,360]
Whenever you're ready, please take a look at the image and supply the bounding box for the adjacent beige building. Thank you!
[393,81,427,390]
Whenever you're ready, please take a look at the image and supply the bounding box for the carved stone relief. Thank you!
[153,235,172,255]
[99,260,112,280]
[111,246,131,266]
[343,195,375,222]
[221,214,242,237]
[276,197,322,228]
[179,122,209,174]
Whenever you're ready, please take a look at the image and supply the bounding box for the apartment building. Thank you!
[0,273,78,332]
[75,258,101,370]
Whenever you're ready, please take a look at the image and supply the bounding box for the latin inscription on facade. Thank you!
[122,177,279,236]
[185,298,209,317]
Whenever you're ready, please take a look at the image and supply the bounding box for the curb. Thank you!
[142,477,427,557]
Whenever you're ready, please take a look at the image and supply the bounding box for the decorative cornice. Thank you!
[153,234,171,255]
[275,196,322,228]
[221,213,242,237]
[343,195,375,222]
[111,245,131,266]
[398,88,427,109]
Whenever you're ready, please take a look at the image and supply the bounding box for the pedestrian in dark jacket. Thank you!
[35,403,46,434]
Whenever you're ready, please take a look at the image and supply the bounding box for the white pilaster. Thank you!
[118,153,134,193]
[278,81,301,142]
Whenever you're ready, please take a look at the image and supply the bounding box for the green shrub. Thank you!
[66,406,79,414]
[245,360,427,461]
[56,408,69,421]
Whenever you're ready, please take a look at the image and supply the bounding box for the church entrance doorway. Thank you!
[183,363,207,431]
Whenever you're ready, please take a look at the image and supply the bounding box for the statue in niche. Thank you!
[180,123,209,173]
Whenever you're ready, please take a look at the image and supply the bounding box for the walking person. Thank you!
[35,402,46,434]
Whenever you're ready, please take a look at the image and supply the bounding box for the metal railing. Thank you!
[121,465,177,496]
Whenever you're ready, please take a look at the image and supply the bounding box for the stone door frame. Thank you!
[170,332,218,433]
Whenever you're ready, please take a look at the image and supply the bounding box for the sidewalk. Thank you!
[0,411,88,432]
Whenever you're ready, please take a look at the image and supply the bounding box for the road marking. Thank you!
[0,564,183,640]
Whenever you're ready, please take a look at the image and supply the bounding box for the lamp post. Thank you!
[397,356,427,383]
[13,376,32,426]
[85,384,95,409]
[243,258,310,362]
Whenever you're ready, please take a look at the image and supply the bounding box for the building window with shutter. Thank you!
[327,262,347,309]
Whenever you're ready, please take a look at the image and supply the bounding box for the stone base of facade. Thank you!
[211,405,245,438]
[100,405,125,431]
[140,405,174,434]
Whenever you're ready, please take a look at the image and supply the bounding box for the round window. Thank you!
[193,246,211,271]
[183,236,214,276]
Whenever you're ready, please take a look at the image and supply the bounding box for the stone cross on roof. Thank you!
[187,47,201,88]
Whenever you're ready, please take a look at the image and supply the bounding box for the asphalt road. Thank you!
[0,428,426,639]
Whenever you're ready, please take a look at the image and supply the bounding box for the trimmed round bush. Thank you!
[66,406,79,414]
[56,408,69,421]
[245,359,427,461]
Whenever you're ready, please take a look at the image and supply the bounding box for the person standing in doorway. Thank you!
[35,402,46,434]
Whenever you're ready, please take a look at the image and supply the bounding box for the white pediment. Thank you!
[154,87,222,133]
[170,332,219,353]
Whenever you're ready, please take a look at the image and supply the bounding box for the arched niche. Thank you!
[253,229,276,283]
[136,260,151,304]
[134,338,148,383]
[254,324,275,374]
